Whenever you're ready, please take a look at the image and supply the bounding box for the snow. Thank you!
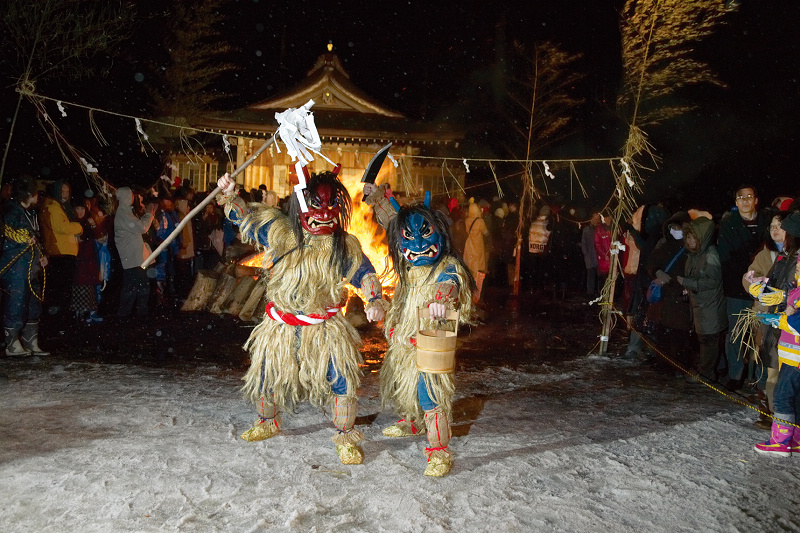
[2,330,799,532]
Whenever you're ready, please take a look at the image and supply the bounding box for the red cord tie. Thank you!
[425,446,448,459]
[397,418,417,434]
[388,328,417,346]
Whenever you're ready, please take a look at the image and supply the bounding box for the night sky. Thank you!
[2,0,798,213]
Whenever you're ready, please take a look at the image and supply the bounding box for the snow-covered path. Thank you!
[2,349,797,532]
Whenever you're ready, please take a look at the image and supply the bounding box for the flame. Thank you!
[340,169,396,299]
[236,168,397,304]
[239,253,265,268]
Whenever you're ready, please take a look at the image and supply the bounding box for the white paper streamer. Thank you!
[610,241,626,255]
[543,161,555,180]
[388,153,398,167]
[621,158,634,187]
[135,118,148,141]
[80,157,98,173]
[463,158,470,173]
[222,134,231,154]
[57,101,67,117]
[274,99,334,212]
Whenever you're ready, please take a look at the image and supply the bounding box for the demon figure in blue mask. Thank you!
[363,182,475,477]
[400,212,443,266]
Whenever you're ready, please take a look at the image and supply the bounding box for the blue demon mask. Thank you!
[401,212,442,266]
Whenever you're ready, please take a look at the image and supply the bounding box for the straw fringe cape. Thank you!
[236,205,366,412]
[380,256,474,423]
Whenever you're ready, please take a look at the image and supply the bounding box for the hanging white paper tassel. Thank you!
[135,118,148,141]
[462,158,470,173]
[621,158,634,187]
[80,157,98,173]
[543,161,556,180]
[57,101,67,117]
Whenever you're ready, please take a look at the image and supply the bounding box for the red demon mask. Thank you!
[300,183,341,235]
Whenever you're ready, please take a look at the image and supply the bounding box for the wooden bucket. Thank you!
[416,308,459,374]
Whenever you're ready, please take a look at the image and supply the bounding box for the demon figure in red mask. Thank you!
[217,170,387,465]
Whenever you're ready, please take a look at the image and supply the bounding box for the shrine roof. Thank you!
[192,50,463,145]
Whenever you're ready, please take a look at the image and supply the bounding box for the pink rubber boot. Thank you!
[754,421,793,457]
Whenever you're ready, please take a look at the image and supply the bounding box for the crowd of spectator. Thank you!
[439,184,800,437]
[3,172,800,435]
[0,174,257,356]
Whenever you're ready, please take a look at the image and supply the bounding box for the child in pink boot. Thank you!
[754,212,800,456]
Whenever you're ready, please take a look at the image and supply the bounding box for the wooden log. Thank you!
[223,276,257,316]
[181,270,220,312]
[208,271,237,314]
[239,281,266,322]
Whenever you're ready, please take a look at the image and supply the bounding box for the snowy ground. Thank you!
[2,296,799,532]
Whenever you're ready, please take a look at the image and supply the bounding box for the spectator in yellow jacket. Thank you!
[40,179,83,318]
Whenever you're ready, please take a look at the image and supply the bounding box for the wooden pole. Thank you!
[598,208,624,354]
[512,239,522,296]
[141,136,275,269]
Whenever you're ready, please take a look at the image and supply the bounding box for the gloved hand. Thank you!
[758,287,786,306]
[748,281,765,299]
[757,313,781,328]
[655,270,671,284]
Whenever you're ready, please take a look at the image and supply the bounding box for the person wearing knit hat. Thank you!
[781,212,800,238]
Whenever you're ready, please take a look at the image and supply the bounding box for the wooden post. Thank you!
[512,239,522,296]
[598,212,623,355]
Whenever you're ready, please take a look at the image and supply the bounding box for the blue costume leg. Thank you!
[418,373,453,475]
[328,359,363,464]
[418,373,438,411]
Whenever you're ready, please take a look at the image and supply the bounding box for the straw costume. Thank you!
[218,171,386,465]
[364,184,474,476]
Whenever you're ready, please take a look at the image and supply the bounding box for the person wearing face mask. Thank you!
[645,211,692,370]
[672,216,727,382]
[217,170,386,467]
[363,182,475,477]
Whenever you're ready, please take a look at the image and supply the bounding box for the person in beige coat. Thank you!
[463,201,489,301]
